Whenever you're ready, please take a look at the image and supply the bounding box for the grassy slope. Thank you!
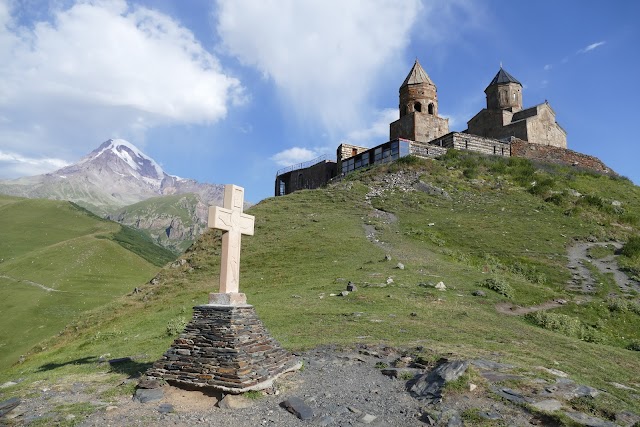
[1,154,639,414]
[0,196,175,370]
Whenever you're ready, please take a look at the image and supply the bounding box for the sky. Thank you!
[0,0,638,203]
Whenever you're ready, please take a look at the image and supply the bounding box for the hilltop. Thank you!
[1,153,639,425]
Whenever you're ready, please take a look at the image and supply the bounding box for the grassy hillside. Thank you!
[1,154,639,417]
[0,196,175,370]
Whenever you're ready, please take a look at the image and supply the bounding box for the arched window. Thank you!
[428,103,434,115]
[414,102,422,112]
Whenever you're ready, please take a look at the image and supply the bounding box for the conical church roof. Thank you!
[401,59,434,87]
[487,67,521,87]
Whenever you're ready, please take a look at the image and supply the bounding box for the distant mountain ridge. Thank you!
[0,139,227,252]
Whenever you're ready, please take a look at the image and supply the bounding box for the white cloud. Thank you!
[578,41,606,54]
[0,150,69,178]
[341,108,398,146]
[0,0,242,176]
[215,0,421,135]
[270,147,321,167]
[544,64,552,71]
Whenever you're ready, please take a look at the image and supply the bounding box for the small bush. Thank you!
[526,311,601,343]
[480,276,514,298]
[166,316,188,336]
[621,236,640,258]
[463,167,478,179]
[627,340,640,351]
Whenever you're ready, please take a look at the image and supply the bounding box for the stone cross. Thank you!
[208,184,254,304]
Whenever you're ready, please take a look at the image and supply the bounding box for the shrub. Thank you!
[166,316,188,336]
[627,341,640,351]
[526,311,601,343]
[621,236,640,258]
[480,276,514,299]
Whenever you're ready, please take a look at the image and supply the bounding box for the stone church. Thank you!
[275,59,609,196]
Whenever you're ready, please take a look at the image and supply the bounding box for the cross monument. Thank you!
[208,184,254,305]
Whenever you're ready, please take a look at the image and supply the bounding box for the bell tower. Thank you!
[485,67,523,112]
[390,59,449,143]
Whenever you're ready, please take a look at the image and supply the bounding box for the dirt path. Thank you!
[566,241,639,295]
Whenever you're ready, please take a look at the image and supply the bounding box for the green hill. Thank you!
[0,196,175,370]
[1,153,640,419]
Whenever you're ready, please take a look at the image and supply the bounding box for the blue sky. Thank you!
[0,0,638,202]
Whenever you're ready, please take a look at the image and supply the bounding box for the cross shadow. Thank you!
[36,357,153,379]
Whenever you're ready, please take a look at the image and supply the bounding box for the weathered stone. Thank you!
[347,282,357,292]
[435,282,446,291]
[491,387,531,404]
[410,360,468,402]
[396,262,405,270]
[384,254,392,261]
[358,414,377,424]
[137,378,161,389]
[472,290,486,297]
[218,394,253,409]
[381,367,422,379]
[158,403,174,414]
[282,396,314,421]
[318,415,334,426]
[563,411,618,427]
[133,388,164,403]
[0,397,20,417]
[532,399,562,412]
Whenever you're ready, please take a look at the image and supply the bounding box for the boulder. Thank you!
[410,360,468,403]
[282,396,314,421]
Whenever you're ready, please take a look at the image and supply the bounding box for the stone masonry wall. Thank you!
[430,132,510,157]
[409,141,448,158]
[511,140,613,174]
[147,304,298,392]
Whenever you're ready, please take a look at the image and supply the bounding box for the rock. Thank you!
[340,291,350,297]
[446,412,463,427]
[133,388,164,403]
[318,415,334,426]
[555,299,568,305]
[572,385,600,399]
[158,403,174,414]
[396,262,405,270]
[358,413,377,424]
[479,411,502,420]
[471,359,515,371]
[384,254,392,261]
[381,367,421,378]
[472,290,486,297]
[0,382,17,389]
[469,383,477,392]
[615,411,640,426]
[564,411,618,427]
[0,397,20,417]
[386,277,394,284]
[410,312,417,317]
[491,387,531,404]
[612,200,622,207]
[435,281,446,291]
[532,399,562,412]
[347,282,357,292]
[137,378,161,389]
[282,396,314,421]
[218,394,252,409]
[537,366,569,378]
[348,406,362,415]
[410,360,468,403]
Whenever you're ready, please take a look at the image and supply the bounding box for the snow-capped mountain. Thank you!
[0,139,228,252]
[0,139,225,214]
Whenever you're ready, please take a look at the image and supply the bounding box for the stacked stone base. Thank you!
[147,304,300,393]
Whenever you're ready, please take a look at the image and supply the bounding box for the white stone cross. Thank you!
[208,184,254,298]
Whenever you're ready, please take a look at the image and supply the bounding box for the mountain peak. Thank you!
[83,138,166,181]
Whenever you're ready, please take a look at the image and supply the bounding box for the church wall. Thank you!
[467,109,513,139]
[413,114,449,143]
[511,140,611,174]
[390,115,416,141]
[522,106,567,148]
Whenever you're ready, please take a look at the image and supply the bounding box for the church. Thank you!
[275,59,608,197]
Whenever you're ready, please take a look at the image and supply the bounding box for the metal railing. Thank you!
[275,153,331,176]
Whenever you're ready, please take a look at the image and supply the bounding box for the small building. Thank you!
[274,156,336,197]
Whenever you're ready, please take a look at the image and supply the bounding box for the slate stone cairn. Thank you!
[147,304,298,392]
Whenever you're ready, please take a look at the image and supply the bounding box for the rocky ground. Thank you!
[2,344,639,426]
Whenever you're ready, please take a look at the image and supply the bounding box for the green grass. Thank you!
[1,153,639,417]
[0,196,172,370]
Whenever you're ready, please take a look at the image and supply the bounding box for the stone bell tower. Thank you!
[390,59,449,144]
[485,67,523,112]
